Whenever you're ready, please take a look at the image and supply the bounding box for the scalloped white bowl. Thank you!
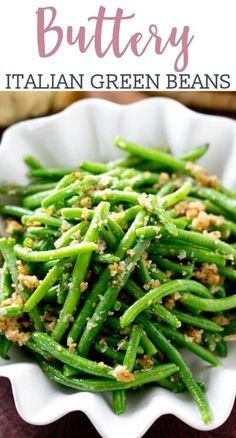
[0,97,236,438]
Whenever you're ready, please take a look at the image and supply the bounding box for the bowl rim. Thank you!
[0,95,236,438]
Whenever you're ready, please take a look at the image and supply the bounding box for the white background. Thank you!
[0,0,235,90]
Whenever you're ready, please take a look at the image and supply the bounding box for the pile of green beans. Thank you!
[1,137,236,424]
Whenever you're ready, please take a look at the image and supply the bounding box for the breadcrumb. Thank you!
[61,221,71,232]
[109,365,135,382]
[81,208,90,221]
[41,311,57,333]
[138,193,153,213]
[164,292,181,310]
[109,261,125,277]
[4,219,23,236]
[68,343,77,352]
[18,274,40,289]
[96,238,107,254]
[137,355,154,369]
[86,321,97,330]
[150,279,160,289]
[192,211,224,232]
[211,316,230,326]
[16,260,28,276]
[0,292,23,308]
[224,335,236,341]
[79,197,92,208]
[187,162,219,188]
[194,264,221,285]
[174,200,205,218]
[185,327,203,344]
[80,281,88,293]
[0,316,30,346]
[159,172,170,184]
[202,230,222,240]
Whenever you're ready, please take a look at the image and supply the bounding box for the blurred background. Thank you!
[0,91,235,128]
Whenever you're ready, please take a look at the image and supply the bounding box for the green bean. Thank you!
[223,318,236,336]
[0,239,44,330]
[0,304,23,317]
[23,214,62,228]
[116,338,144,355]
[218,266,236,282]
[113,325,142,414]
[137,259,152,285]
[57,272,70,305]
[14,242,97,262]
[80,161,108,174]
[68,269,110,343]
[77,238,150,357]
[158,377,184,393]
[43,284,59,302]
[0,238,19,287]
[157,181,176,197]
[120,280,212,328]
[160,181,192,209]
[107,217,125,241]
[30,332,114,378]
[192,186,236,220]
[42,179,97,209]
[180,144,209,162]
[114,137,189,173]
[0,335,12,359]
[135,316,211,424]
[139,194,177,235]
[105,316,157,356]
[24,155,44,170]
[92,189,138,205]
[149,265,169,283]
[24,260,65,312]
[112,206,142,226]
[203,333,217,352]
[125,278,181,328]
[149,242,226,266]
[26,227,60,238]
[112,390,127,415]
[94,342,125,363]
[39,357,179,392]
[215,340,228,357]
[29,168,73,179]
[154,304,181,328]
[61,207,94,221]
[172,310,223,333]
[155,323,221,367]
[21,183,57,197]
[22,190,53,209]
[136,225,160,240]
[92,253,120,264]
[99,221,118,248]
[52,202,109,342]
[173,217,190,229]
[0,263,12,301]
[0,205,32,218]
[153,257,193,278]
[123,325,143,371]
[54,221,89,248]
[167,228,236,261]
[181,292,236,312]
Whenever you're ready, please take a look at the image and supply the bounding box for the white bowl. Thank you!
[0,97,236,438]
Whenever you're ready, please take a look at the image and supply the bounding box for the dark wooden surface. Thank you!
[0,96,236,437]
